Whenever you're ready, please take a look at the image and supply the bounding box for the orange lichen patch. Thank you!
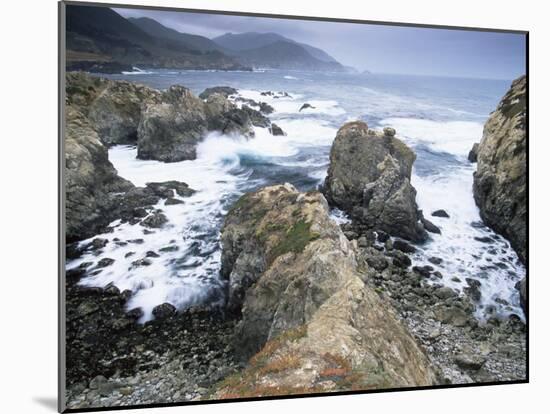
[218,383,327,400]
[321,353,352,371]
[319,367,349,378]
[256,352,302,376]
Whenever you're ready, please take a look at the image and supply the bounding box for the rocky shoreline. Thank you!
[65,74,527,408]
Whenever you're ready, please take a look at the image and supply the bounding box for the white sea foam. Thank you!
[235,89,345,117]
[121,67,154,75]
[411,167,525,320]
[284,75,299,80]
[380,117,484,157]
[68,133,255,322]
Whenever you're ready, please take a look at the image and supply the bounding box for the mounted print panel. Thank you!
[59,1,528,412]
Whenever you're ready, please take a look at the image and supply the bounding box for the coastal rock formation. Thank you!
[67,73,273,164]
[473,75,527,263]
[323,121,427,242]
[65,106,134,242]
[199,86,238,99]
[137,85,209,162]
[216,184,436,396]
[468,143,479,163]
[66,72,161,146]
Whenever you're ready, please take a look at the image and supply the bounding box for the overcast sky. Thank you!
[115,7,525,80]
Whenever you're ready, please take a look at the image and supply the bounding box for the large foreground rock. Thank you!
[323,121,427,242]
[473,75,527,264]
[214,184,436,397]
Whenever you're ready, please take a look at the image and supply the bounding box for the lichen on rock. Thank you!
[473,75,526,264]
[213,183,436,398]
[322,121,427,242]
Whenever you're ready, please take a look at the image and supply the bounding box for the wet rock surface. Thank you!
[212,184,436,398]
[65,270,240,410]
[473,75,527,264]
[322,121,427,242]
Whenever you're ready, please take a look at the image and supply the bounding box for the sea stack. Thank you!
[322,121,428,242]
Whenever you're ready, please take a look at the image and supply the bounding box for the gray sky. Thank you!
[115,7,526,80]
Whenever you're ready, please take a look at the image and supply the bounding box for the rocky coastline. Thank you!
[65,74,527,409]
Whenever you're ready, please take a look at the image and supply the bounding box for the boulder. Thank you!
[299,103,315,111]
[152,303,177,320]
[137,85,208,162]
[269,123,286,136]
[432,209,450,218]
[216,184,436,396]
[145,181,195,198]
[323,121,427,242]
[473,75,527,264]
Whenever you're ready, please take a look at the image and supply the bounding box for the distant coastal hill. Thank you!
[65,5,352,73]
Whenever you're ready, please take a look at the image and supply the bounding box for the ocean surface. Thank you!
[67,68,526,322]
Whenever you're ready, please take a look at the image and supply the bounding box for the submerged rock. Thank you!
[299,103,315,111]
[216,184,436,396]
[269,123,286,136]
[322,121,427,242]
[473,75,527,264]
[432,209,450,218]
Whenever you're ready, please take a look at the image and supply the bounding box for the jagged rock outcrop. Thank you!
[137,85,209,162]
[65,101,195,242]
[67,73,272,164]
[65,106,135,242]
[199,86,238,100]
[215,184,436,397]
[473,75,527,264]
[137,87,272,162]
[323,121,427,242]
[66,72,161,146]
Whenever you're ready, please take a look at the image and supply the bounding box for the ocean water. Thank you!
[67,69,525,322]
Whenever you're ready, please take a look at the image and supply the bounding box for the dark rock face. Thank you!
[473,75,527,264]
[299,103,315,111]
[66,72,161,146]
[323,121,427,242]
[68,73,273,164]
[146,181,196,198]
[199,86,238,99]
[468,143,479,163]
[516,277,527,314]
[65,106,134,242]
[137,85,208,162]
[432,209,450,218]
[64,92,196,242]
[269,123,286,136]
